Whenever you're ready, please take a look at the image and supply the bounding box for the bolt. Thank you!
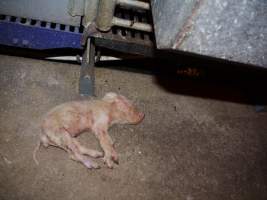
[22,40,29,46]
[84,75,91,80]
[12,38,18,44]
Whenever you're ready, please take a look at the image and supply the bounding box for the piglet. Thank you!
[33,92,144,169]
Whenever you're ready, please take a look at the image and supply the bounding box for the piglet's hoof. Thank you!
[83,159,100,169]
[103,156,114,169]
[111,151,119,165]
[92,150,104,158]
[103,154,119,169]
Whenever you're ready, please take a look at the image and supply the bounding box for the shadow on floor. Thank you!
[1,45,267,107]
[97,50,267,107]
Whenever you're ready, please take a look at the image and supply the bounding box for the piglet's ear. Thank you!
[102,92,118,102]
[114,95,132,108]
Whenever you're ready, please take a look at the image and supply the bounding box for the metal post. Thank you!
[82,0,99,27]
[96,0,117,32]
[79,37,95,96]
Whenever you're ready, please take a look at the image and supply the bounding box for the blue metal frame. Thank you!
[0,15,83,50]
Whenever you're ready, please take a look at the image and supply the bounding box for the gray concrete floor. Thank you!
[0,55,267,200]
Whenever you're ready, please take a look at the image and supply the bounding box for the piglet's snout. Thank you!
[130,110,145,124]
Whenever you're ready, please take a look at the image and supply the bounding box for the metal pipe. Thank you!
[116,0,150,10]
[83,0,99,27]
[96,0,116,32]
[112,17,152,32]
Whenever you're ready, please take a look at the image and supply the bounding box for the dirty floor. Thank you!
[0,55,267,200]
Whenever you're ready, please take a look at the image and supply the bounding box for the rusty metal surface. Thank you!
[151,0,267,68]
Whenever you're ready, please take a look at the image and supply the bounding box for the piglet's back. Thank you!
[41,100,110,128]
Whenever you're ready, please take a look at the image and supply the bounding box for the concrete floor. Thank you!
[0,55,267,200]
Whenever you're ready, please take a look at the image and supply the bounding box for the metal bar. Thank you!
[94,37,154,57]
[112,17,152,32]
[117,0,150,10]
[79,38,95,96]
[96,0,117,32]
[83,0,99,27]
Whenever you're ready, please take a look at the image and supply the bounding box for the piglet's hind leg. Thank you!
[72,139,103,158]
[44,129,100,169]
[94,130,119,168]
[65,136,100,169]
[69,152,100,169]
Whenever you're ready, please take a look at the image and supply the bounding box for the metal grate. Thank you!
[90,4,154,57]
[111,6,153,43]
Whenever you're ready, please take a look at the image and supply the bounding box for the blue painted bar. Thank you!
[0,17,83,50]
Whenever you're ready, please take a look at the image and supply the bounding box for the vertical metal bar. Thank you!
[83,0,99,27]
[116,10,123,36]
[79,38,95,96]
[25,18,31,25]
[46,22,51,29]
[96,0,117,32]
[120,9,127,36]
[124,9,130,37]
[134,15,140,38]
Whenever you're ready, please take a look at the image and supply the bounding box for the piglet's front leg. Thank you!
[94,129,118,169]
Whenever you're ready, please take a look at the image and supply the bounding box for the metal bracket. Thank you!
[255,105,266,113]
[79,37,95,96]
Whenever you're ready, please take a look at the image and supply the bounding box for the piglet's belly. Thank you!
[62,125,89,137]
[62,117,92,137]
[43,113,93,137]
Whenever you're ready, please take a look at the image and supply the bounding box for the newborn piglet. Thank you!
[33,92,144,169]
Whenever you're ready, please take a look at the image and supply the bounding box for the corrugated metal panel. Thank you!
[151,0,267,68]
